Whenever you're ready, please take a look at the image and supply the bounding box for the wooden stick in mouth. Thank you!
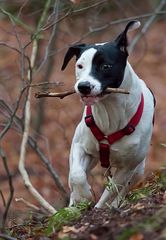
[35,87,129,99]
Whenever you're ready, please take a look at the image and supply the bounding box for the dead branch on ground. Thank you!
[0,233,16,240]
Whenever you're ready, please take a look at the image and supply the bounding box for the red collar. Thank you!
[85,93,144,168]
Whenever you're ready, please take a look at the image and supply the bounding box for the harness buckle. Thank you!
[85,115,95,127]
[123,124,135,135]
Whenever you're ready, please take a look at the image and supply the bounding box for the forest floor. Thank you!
[5,167,166,240]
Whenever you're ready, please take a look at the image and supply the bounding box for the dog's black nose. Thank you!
[78,81,91,95]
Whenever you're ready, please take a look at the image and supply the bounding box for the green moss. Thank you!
[117,228,138,240]
[46,201,91,236]
[126,169,166,203]
[156,171,166,190]
[126,185,154,203]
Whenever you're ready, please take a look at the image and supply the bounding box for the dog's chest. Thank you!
[79,101,140,167]
[82,131,140,168]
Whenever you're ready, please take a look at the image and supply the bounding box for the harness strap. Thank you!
[85,93,144,168]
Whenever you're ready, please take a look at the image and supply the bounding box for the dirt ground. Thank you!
[7,168,166,240]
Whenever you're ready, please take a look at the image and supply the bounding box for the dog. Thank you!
[61,20,155,208]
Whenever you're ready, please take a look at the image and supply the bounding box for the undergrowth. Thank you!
[126,169,166,203]
[117,168,166,240]
[46,201,91,236]
[8,168,166,239]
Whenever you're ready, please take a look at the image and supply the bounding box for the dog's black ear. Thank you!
[114,20,141,55]
[61,44,86,70]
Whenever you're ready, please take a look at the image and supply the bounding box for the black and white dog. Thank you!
[61,21,155,208]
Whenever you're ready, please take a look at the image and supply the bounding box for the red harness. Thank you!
[85,94,144,168]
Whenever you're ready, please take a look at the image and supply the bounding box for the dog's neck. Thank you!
[89,62,143,134]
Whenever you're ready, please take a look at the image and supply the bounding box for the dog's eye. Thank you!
[101,64,112,71]
[77,64,83,69]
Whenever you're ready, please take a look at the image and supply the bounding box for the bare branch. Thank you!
[88,12,166,34]
[0,234,16,240]
[15,197,40,211]
[0,147,14,231]
[9,14,26,86]
[0,41,31,141]
[18,0,57,215]
[0,42,30,64]
[27,136,69,202]
[0,87,27,140]
[70,11,166,45]
[0,189,6,207]
[129,0,166,53]
[35,87,130,99]
[0,99,69,202]
[39,1,108,32]
[19,57,57,215]
[37,0,60,71]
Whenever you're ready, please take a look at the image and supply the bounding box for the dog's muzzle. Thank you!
[77,81,93,95]
[76,81,104,105]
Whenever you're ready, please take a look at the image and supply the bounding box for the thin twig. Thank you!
[38,1,108,32]
[0,42,30,65]
[0,189,6,207]
[19,53,57,215]
[129,0,166,52]
[9,13,26,86]
[88,11,166,33]
[37,0,60,72]
[34,0,60,133]
[0,234,16,240]
[18,0,57,215]
[35,87,130,99]
[15,197,40,211]
[0,64,41,140]
[0,87,27,140]
[27,136,69,202]
[70,11,166,45]
[46,10,166,58]
[0,99,69,202]
[0,147,14,231]
[72,0,108,14]
[0,40,31,141]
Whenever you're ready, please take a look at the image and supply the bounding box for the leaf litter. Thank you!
[8,167,166,240]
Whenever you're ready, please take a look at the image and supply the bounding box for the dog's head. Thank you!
[61,20,140,105]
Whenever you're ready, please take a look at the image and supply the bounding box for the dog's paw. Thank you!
[69,191,93,206]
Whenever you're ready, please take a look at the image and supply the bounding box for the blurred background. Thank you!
[0,0,165,220]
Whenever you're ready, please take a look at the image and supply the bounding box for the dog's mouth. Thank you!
[80,93,104,105]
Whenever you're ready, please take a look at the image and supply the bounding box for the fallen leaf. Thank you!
[70,0,80,3]
[129,232,144,240]
[131,203,145,210]
[58,226,78,238]
[58,231,68,239]
[62,225,80,233]
[90,233,98,240]
[163,191,166,203]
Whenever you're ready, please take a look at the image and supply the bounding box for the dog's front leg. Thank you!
[111,159,146,208]
[95,168,134,208]
[69,141,94,206]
